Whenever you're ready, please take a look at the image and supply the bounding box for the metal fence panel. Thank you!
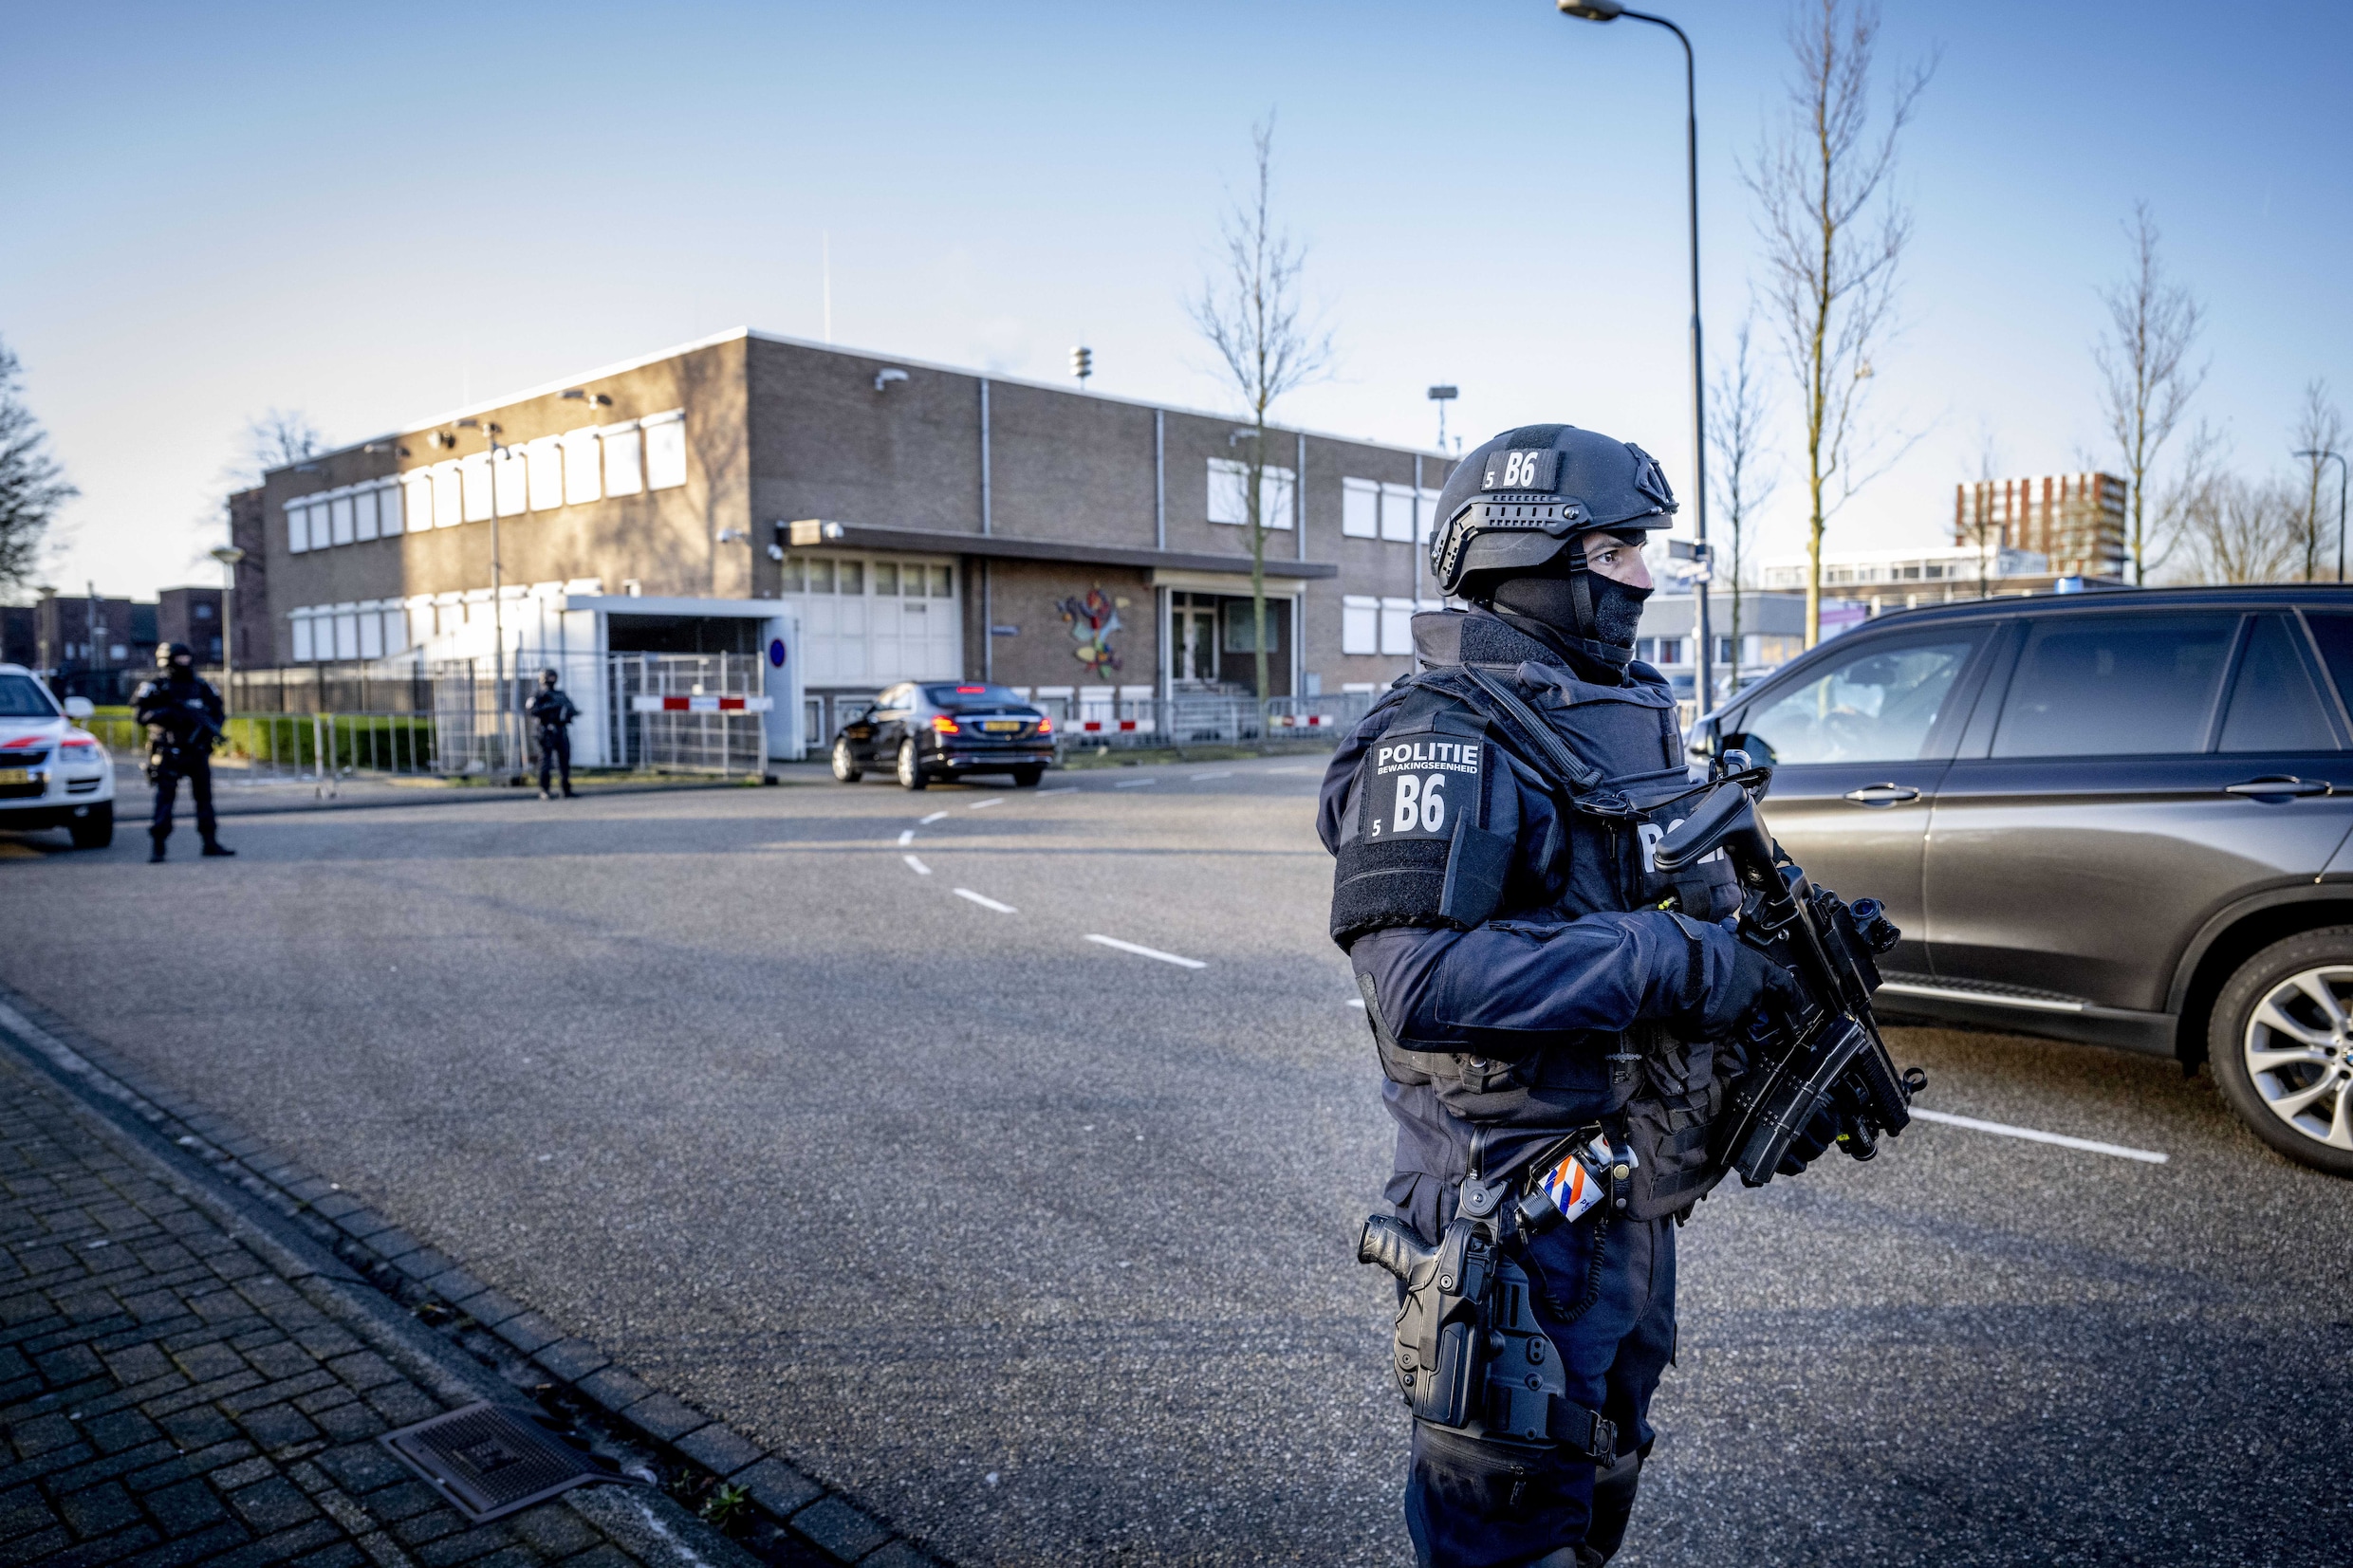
[608,653,767,777]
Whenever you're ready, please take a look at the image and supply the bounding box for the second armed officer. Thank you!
[1320,424,1816,1568]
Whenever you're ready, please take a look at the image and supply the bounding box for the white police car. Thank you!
[0,664,116,848]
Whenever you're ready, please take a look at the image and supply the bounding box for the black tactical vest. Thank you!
[1329,609,1740,1219]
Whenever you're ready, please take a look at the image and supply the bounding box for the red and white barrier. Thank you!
[1273,712,1338,729]
[1074,718,1155,734]
[630,695,775,713]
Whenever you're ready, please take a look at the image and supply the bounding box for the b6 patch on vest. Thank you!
[1366,738,1485,844]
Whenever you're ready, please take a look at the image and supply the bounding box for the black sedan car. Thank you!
[831,681,1055,790]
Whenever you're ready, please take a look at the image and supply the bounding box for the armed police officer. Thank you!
[527,668,579,799]
[134,642,232,862]
[1322,425,1819,1568]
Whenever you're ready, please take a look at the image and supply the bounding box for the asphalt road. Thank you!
[5,761,2349,1566]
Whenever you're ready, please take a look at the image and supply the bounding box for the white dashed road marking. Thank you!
[1190,771,1233,782]
[903,855,931,876]
[920,811,949,824]
[897,829,915,845]
[954,888,1017,913]
[1909,1108,2168,1164]
[1034,786,1078,796]
[969,798,1003,810]
[1113,778,1157,788]
[1085,934,1206,969]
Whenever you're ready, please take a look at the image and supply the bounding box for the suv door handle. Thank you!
[1842,784,1921,805]
[2224,776,2332,799]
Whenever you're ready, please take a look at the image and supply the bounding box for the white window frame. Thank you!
[1342,477,1379,539]
[461,453,493,523]
[526,435,565,510]
[1417,487,1442,544]
[563,427,602,506]
[379,478,404,537]
[354,488,379,542]
[431,460,463,528]
[286,500,307,554]
[643,410,687,490]
[1380,483,1418,544]
[1207,457,1295,530]
[602,420,642,496]
[403,472,433,537]
[1380,597,1417,655]
[289,612,314,662]
[1342,595,1379,655]
[492,447,528,517]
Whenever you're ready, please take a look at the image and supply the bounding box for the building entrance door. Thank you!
[1173,595,1219,687]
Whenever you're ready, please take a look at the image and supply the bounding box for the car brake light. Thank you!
[955,686,987,693]
[1036,715,1053,735]
[931,715,961,735]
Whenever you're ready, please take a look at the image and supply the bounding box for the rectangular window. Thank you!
[1342,477,1379,539]
[380,481,402,535]
[526,436,565,511]
[874,562,899,596]
[1379,597,1416,655]
[1223,598,1282,652]
[807,558,835,593]
[333,611,359,660]
[563,429,602,506]
[1380,484,1418,544]
[290,615,313,662]
[461,453,493,523]
[1736,636,1980,766]
[644,411,687,489]
[493,447,528,516]
[327,495,353,545]
[931,564,953,598]
[1992,614,2237,759]
[408,602,435,649]
[602,424,643,496]
[1342,595,1379,655]
[779,556,806,592]
[287,503,307,554]
[839,560,864,595]
[1207,458,1295,529]
[1418,487,1442,544]
[431,461,463,528]
[354,489,379,541]
[358,611,383,659]
[403,473,432,536]
[381,608,410,657]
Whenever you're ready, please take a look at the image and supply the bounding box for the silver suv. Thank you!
[1692,586,2353,1176]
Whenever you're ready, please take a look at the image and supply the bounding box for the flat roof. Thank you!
[284,327,1453,475]
[779,521,1339,579]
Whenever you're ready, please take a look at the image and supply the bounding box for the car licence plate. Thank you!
[0,768,28,785]
[982,721,1020,732]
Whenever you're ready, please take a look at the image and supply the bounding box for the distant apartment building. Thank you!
[1955,471,2128,581]
[157,587,225,665]
[1758,542,2052,615]
[32,593,157,702]
[234,328,1454,747]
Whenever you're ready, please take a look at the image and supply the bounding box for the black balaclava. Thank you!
[1485,541,1654,676]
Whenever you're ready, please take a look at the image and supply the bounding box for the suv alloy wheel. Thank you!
[831,738,862,783]
[2209,927,2353,1177]
[897,739,928,791]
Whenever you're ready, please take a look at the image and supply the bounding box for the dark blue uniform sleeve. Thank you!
[1351,911,1745,1056]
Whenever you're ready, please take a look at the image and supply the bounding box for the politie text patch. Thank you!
[1366,737,1483,842]
[1480,448,1559,492]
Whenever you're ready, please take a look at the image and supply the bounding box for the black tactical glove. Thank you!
[1699,942,1798,1040]
[1776,1104,1843,1175]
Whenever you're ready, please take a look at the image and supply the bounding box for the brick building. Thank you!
[235,329,1456,750]
[1954,472,2128,581]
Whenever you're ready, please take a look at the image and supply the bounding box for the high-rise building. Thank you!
[1954,472,2128,581]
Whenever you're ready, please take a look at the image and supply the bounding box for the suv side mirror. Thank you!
[1685,713,1719,761]
[63,696,94,720]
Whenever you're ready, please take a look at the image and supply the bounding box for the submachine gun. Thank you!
[1651,755,1925,1186]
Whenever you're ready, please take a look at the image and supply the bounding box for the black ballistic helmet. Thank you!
[1428,423,1677,599]
[157,642,194,669]
[540,668,559,684]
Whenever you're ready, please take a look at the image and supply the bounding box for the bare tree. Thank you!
[1189,114,1332,703]
[2094,204,2206,585]
[1745,0,1933,647]
[1707,318,1775,689]
[2177,469,2301,585]
[0,337,76,595]
[242,408,324,483]
[2293,378,2346,581]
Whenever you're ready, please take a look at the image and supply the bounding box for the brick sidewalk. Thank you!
[0,1042,754,1568]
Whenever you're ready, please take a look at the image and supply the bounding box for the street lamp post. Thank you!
[208,545,245,704]
[2294,448,2348,582]
[456,418,520,781]
[1559,0,1714,710]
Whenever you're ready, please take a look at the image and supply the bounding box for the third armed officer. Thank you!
[527,668,579,799]
[134,642,232,862]
[1321,424,1825,1568]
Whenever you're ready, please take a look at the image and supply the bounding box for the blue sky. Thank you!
[4,0,2347,600]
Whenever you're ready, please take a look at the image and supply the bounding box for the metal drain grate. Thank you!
[380,1401,621,1522]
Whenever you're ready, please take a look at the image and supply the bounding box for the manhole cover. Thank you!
[380,1401,621,1522]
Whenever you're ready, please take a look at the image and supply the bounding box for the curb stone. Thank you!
[0,981,948,1568]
